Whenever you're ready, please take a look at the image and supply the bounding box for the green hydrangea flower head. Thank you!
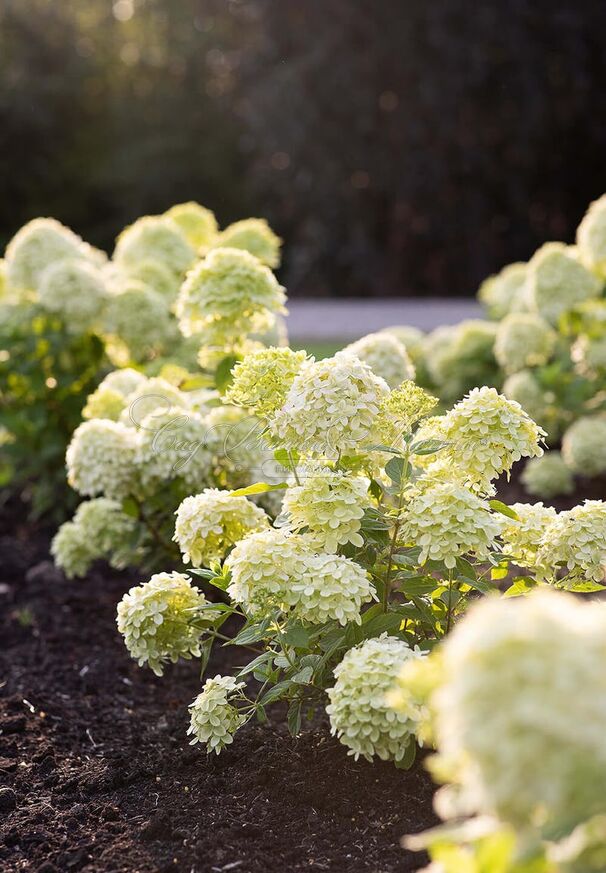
[287,553,376,625]
[117,571,207,676]
[176,247,286,340]
[527,242,601,325]
[282,469,371,552]
[424,320,498,404]
[82,386,126,421]
[502,370,559,442]
[174,489,270,566]
[343,331,415,388]
[212,217,281,268]
[537,500,606,583]
[499,502,557,568]
[187,676,246,754]
[37,258,108,333]
[494,312,557,374]
[326,634,425,763]
[226,347,308,415]
[399,482,503,568]
[521,452,575,499]
[104,280,174,362]
[440,387,545,492]
[73,497,136,558]
[375,381,438,445]
[562,416,606,476]
[124,258,180,302]
[425,591,606,833]
[478,261,528,319]
[113,215,195,277]
[51,521,97,579]
[165,201,218,250]
[66,419,138,499]
[576,193,606,278]
[4,217,94,292]
[269,352,389,457]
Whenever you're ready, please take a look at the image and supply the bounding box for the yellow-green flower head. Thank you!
[269,352,390,457]
[119,376,189,426]
[326,634,425,763]
[226,347,308,416]
[399,482,503,568]
[165,201,218,250]
[212,218,282,268]
[117,572,206,677]
[499,502,557,568]
[502,370,559,442]
[283,469,371,552]
[123,258,180,302]
[82,386,126,421]
[537,500,606,583]
[562,416,606,476]
[176,247,286,339]
[104,281,175,362]
[113,215,195,278]
[478,261,528,319]
[38,258,109,333]
[51,521,96,579]
[134,407,216,493]
[527,242,601,325]
[343,331,415,388]
[4,217,94,292]
[287,553,376,625]
[174,489,270,566]
[66,419,138,499]
[576,193,606,278]
[494,312,557,374]
[225,528,312,616]
[187,675,246,754]
[73,497,136,568]
[375,381,438,445]
[99,367,147,398]
[441,387,545,491]
[521,452,575,500]
[426,590,606,832]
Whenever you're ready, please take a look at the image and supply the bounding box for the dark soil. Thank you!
[0,500,437,873]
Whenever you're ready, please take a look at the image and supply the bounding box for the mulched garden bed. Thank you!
[2,468,603,873]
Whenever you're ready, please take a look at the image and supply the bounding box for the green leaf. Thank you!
[287,699,302,737]
[385,455,405,484]
[236,651,275,678]
[198,638,213,677]
[489,500,519,520]
[282,623,312,648]
[409,438,449,456]
[214,355,239,391]
[229,481,288,497]
[259,680,293,706]
[121,497,139,518]
[290,665,313,685]
[564,579,606,593]
[189,568,229,591]
[399,576,438,597]
[503,577,539,598]
[394,741,417,770]
[363,444,403,455]
[230,618,272,646]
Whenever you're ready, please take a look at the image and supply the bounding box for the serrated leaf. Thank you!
[409,438,449,456]
[503,577,538,598]
[283,623,312,648]
[230,618,271,646]
[489,500,519,520]
[229,481,288,497]
[287,699,302,736]
[259,679,293,706]
[385,455,405,484]
[290,665,313,684]
[236,651,275,678]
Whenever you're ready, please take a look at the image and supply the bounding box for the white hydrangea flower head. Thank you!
[117,572,206,676]
[187,676,246,754]
[527,242,601,325]
[441,387,545,491]
[176,247,286,339]
[134,407,216,493]
[66,419,138,498]
[104,281,175,361]
[428,591,606,832]
[326,635,425,763]
[424,321,498,404]
[381,324,425,361]
[399,482,503,568]
[282,469,371,552]
[113,215,195,277]
[343,331,415,388]
[287,553,376,625]
[226,347,308,416]
[73,497,136,559]
[502,370,559,442]
[165,201,218,250]
[225,528,311,616]
[576,193,606,278]
[174,489,270,566]
[562,416,606,476]
[499,502,558,568]
[99,367,147,398]
[124,258,180,302]
[82,386,126,421]
[269,352,389,457]
[37,258,108,333]
[212,217,282,268]
[4,217,93,292]
[521,452,575,499]
[478,261,528,319]
[494,312,557,374]
[119,376,189,426]
[51,521,96,579]
[537,500,606,583]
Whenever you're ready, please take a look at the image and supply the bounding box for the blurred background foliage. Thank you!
[1,0,605,297]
